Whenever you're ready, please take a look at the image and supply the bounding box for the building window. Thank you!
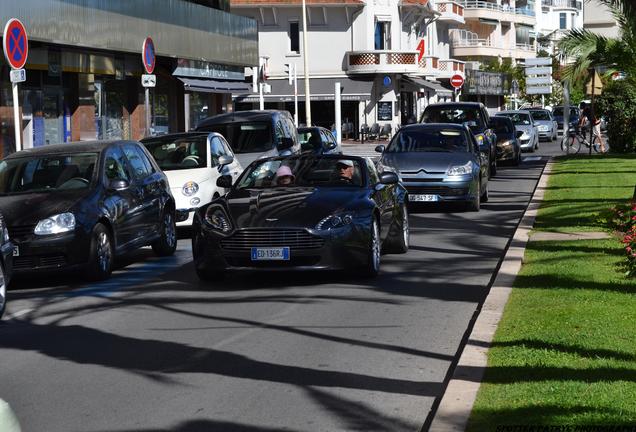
[375,20,391,50]
[559,13,567,29]
[289,21,300,54]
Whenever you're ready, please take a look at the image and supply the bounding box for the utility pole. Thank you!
[302,0,311,125]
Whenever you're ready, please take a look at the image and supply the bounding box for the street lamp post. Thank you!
[302,0,311,125]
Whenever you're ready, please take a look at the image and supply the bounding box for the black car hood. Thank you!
[225,187,369,229]
[0,190,89,227]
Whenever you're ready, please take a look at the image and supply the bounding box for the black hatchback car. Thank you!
[0,140,177,280]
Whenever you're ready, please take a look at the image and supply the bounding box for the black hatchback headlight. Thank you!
[204,206,232,233]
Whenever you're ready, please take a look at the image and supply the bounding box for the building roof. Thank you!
[231,0,363,6]
[398,0,430,5]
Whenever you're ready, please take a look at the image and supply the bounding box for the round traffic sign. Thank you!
[450,74,464,89]
[3,19,28,70]
[142,37,156,74]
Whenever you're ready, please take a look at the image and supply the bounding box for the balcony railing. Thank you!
[419,56,440,75]
[516,43,536,51]
[452,38,499,48]
[461,1,536,16]
[541,0,581,8]
[437,1,465,22]
[347,50,419,74]
[439,59,465,74]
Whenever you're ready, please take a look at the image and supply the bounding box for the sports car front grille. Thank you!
[8,224,36,239]
[225,256,321,267]
[220,229,324,251]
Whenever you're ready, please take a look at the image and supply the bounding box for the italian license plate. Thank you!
[13,245,19,257]
[251,247,290,261]
[409,194,438,202]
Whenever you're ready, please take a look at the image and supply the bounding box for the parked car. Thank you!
[298,126,341,154]
[195,110,300,167]
[0,141,176,280]
[420,102,497,177]
[490,116,522,166]
[552,106,581,130]
[0,211,13,319]
[528,108,558,141]
[376,123,489,211]
[192,154,409,280]
[495,110,539,152]
[142,132,242,227]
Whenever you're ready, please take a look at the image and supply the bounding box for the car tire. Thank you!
[0,261,6,319]
[86,223,114,281]
[360,218,381,278]
[467,180,481,212]
[481,181,489,203]
[513,149,521,166]
[152,209,177,257]
[384,203,409,254]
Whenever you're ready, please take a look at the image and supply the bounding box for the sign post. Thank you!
[3,19,29,153]
[142,37,156,137]
[450,74,464,101]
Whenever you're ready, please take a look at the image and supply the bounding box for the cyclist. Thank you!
[579,102,606,153]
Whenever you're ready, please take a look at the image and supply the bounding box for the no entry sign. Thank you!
[450,74,464,89]
[142,37,156,74]
[3,18,28,70]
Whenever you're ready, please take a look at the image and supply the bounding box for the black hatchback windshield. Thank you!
[201,122,272,154]
[387,128,471,153]
[0,153,98,195]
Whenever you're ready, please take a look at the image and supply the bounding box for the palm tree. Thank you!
[558,0,636,82]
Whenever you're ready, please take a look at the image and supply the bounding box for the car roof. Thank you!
[425,102,484,109]
[297,126,328,133]
[197,110,291,126]
[140,132,210,142]
[3,140,133,160]
[497,110,531,115]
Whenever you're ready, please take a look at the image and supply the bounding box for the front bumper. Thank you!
[519,138,533,150]
[193,225,370,273]
[9,226,90,273]
[496,144,516,161]
[401,177,477,203]
[176,208,197,226]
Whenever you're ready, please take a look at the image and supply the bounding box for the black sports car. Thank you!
[0,140,176,280]
[192,154,409,280]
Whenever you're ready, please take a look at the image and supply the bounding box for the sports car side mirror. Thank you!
[379,172,399,185]
[375,145,385,153]
[108,179,129,191]
[216,175,233,189]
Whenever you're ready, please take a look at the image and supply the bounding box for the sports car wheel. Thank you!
[86,223,113,281]
[361,218,381,277]
[152,209,177,256]
[384,204,409,254]
[0,261,6,319]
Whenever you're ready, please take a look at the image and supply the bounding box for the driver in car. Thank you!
[334,159,355,183]
[274,165,295,186]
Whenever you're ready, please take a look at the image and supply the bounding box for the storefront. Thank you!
[461,69,512,112]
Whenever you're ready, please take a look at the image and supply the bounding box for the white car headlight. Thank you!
[500,140,512,147]
[315,213,353,230]
[447,162,472,176]
[204,206,232,233]
[182,181,199,197]
[34,212,75,235]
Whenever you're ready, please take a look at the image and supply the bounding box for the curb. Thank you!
[427,158,554,432]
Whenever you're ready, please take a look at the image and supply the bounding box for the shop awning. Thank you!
[178,77,251,94]
[403,76,453,96]
[234,77,373,102]
[479,18,500,26]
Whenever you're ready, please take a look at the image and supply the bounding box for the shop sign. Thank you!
[174,58,244,81]
[464,70,511,96]
[377,101,392,121]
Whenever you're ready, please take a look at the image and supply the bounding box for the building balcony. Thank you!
[419,56,440,76]
[541,0,581,9]
[461,1,536,24]
[438,59,466,78]
[436,1,465,24]
[451,37,503,58]
[515,43,537,58]
[346,50,419,74]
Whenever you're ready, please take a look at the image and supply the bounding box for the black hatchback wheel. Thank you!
[86,223,113,281]
[152,209,177,257]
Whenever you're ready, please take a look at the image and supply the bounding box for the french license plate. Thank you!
[251,247,290,261]
[409,194,438,202]
[13,245,19,257]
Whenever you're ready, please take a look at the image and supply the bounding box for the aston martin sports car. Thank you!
[191,154,410,281]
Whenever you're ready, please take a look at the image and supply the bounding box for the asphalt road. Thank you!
[1,140,558,432]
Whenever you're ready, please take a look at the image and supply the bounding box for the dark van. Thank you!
[195,110,300,167]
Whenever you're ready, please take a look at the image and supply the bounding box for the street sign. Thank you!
[526,86,552,95]
[9,68,26,83]
[526,76,552,86]
[450,74,464,89]
[141,74,156,88]
[525,57,552,67]
[3,18,28,70]
[142,36,156,74]
[525,66,552,75]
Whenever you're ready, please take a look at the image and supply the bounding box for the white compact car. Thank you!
[142,132,242,226]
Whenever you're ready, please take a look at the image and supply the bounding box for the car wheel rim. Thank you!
[402,206,409,247]
[97,232,111,273]
[164,213,176,247]
[372,221,380,271]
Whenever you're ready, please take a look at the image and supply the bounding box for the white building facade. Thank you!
[535,0,583,54]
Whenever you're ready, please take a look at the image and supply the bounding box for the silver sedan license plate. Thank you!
[251,247,290,261]
[409,194,438,202]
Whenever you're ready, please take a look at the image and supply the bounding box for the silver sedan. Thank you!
[528,108,558,141]
[495,111,539,152]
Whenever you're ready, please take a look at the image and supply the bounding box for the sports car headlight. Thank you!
[315,213,354,230]
[182,181,199,197]
[475,134,484,143]
[0,217,8,242]
[447,162,472,176]
[34,212,75,235]
[499,140,512,147]
[204,206,232,233]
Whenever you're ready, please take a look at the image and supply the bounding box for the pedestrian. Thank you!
[579,102,606,152]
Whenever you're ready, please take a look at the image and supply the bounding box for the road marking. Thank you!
[4,308,33,320]
[523,156,542,161]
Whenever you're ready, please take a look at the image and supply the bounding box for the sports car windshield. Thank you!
[498,113,531,125]
[143,135,207,170]
[386,129,471,153]
[0,153,98,195]
[530,110,551,121]
[237,157,364,189]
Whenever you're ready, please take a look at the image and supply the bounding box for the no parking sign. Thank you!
[3,18,29,153]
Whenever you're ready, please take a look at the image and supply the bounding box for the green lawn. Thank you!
[467,155,636,429]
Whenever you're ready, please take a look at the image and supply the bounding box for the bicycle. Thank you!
[560,124,609,154]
